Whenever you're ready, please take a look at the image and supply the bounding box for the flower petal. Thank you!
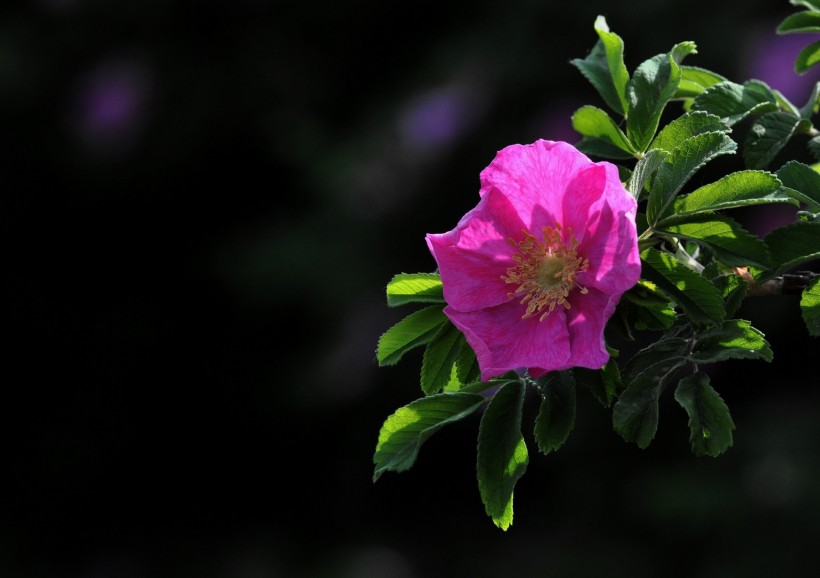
[478,140,595,231]
[426,188,530,312]
[564,287,615,370]
[445,302,571,381]
[576,164,641,296]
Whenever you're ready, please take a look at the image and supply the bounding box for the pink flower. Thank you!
[426,140,640,381]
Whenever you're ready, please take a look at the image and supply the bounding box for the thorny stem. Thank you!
[747,271,818,296]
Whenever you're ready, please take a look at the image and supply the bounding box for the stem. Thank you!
[747,271,818,296]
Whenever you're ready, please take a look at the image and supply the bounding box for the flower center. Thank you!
[501,224,589,321]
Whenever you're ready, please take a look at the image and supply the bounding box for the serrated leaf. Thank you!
[744,111,810,169]
[657,214,772,268]
[647,132,737,224]
[801,276,820,336]
[690,319,773,363]
[640,248,726,326]
[674,372,735,457]
[811,136,820,160]
[623,279,677,330]
[671,170,793,216]
[612,356,686,448]
[421,322,465,395]
[777,10,820,33]
[800,82,820,119]
[796,40,820,74]
[572,105,637,156]
[373,392,486,481]
[593,15,630,115]
[764,221,820,277]
[623,335,690,382]
[627,148,669,200]
[690,80,779,126]
[455,339,481,386]
[711,273,750,318]
[574,359,622,407]
[627,42,698,152]
[575,137,636,160]
[674,66,728,99]
[386,273,444,307]
[477,381,528,531]
[777,161,820,211]
[533,371,576,454]
[649,111,728,152]
[377,306,447,366]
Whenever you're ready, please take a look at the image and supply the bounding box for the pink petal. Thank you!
[477,141,595,231]
[445,302,571,381]
[576,166,640,296]
[426,188,530,312]
[564,287,615,369]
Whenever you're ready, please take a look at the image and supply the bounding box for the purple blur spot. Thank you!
[74,60,151,155]
[744,30,818,104]
[399,86,479,150]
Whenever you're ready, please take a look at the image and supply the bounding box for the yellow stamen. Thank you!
[501,223,589,321]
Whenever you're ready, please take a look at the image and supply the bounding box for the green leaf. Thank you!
[789,0,820,11]
[777,161,820,211]
[477,380,529,531]
[672,170,793,216]
[649,111,728,153]
[373,392,486,481]
[575,137,637,160]
[640,248,726,326]
[574,359,622,407]
[690,319,773,363]
[627,148,669,200]
[711,273,750,318]
[572,105,637,156]
[612,356,686,448]
[455,340,481,386]
[533,371,576,454]
[623,335,690,382]
[571,17,630,116]
[674,66,728,99]
[801,276,820,336]
[674,372,735,457]
[811,136,820,160]
[622,279,677,331]
[377,306,447,366]
[386,273,444,307]
[777,10,820,33]
[421,323,465,395]
[797,41,820,74]
[763,221,820,280]
[744,111,811,170]
[690,80,779,126]
[627,42,698,152]
[800,82,820,119]
[647,131,737,224]
[657,214,772,268]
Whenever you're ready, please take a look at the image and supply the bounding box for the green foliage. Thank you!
[386,273,444,307]
[795,40,820,74]
[477,381,529,531]
[689,319,773,364]
[373,392,486,481]
[646,131,737,224]
[639,248,725,326]
[533,371,577,454]
[778,1,820,74]
[377,306,446,366]
[420,322,465,395]
[373,13,820,530]
[690,80,779,125]
[656,215,771,268]
[744,112,813,169]
[570,16,630,116]
[627,42,697,152]
[801,276,820,336]
[674,372,735,457]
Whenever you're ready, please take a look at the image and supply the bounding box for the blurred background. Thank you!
[4,0,819,576]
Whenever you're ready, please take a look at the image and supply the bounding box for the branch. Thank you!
[747,271,818,297]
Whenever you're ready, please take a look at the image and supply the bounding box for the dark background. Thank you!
[4,1,820,576]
